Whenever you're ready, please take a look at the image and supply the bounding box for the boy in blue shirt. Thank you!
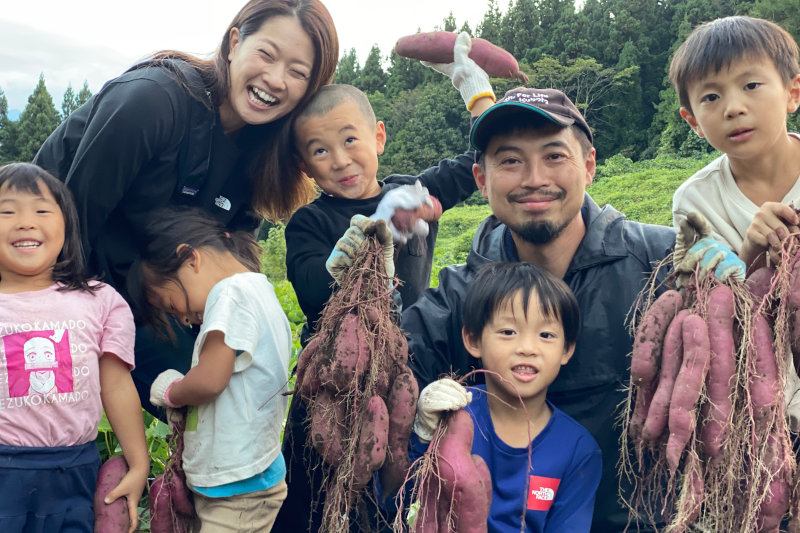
[411,261,602,532]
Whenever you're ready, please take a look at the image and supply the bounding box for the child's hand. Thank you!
[741,202,800,268]
[326,215,394,285]
[372,181,442,245]
[100,467,148,533]
[413,378,472,441]
[150,369,185,408]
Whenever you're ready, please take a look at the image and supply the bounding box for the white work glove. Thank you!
[422,31,495,111]
[325,214,395,285]
[372,181,437,245]
[149,369,184,408]
[413,378,472,441]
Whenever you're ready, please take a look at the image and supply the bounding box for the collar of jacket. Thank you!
[467,193,630,274]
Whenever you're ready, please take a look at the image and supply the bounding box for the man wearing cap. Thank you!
[401,86,676,532]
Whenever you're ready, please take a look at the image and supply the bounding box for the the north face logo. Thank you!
[528,475,560,511]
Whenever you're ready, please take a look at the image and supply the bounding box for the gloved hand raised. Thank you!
[413,378,472,441]
[371,181,442,245]
[149,369,184,408]
[421,31,495,111]
[325,214,395,285]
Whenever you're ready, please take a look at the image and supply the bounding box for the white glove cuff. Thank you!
[150,369,185,408]
[459,74,495,110]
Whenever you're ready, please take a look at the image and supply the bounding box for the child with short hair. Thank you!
[670,15,800,270]
[131,206,292,532]
[0,162,148,533]
[411,262,602,532]
[285,31,494,346]
[277,32,496,531]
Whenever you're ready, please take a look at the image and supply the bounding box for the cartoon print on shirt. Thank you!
[3,329,73,398]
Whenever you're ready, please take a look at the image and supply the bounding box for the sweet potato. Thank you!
[629,380,655,442]
[631,289,683,386]
[297,333,324,401]
[756,433,792,532]
[392,196,444,234]
[331,313,371,391]
[311,388,346,467]
[700,284,737,460]
[395,31,528,81]
[352,395,389,490]
[149,475,190,533]
[379,371,419,496]
[167,471,194,518]
[94,455,131,533]
[437,409,491,533]
[747,266,776,302]
[642,309,689,443]
[750,314,780,429]
[666,313,710,472]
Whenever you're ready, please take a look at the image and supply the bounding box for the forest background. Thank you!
[1,0,799,528]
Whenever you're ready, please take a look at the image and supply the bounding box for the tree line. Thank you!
[1,0,798,176]
[0,77,92,163]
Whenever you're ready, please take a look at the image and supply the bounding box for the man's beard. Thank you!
[510,218,569,244]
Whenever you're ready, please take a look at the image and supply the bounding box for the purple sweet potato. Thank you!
[750,314,780,431]
[631,290,683,386]
[437,410,491,533]
[330,313,370,391]
[149,475,190,533]
[666,314,710,473]
[700,284,737,460]
[379,370,420,496]
[94,455,131,533]
[310,388,346,467]
[352,395,389,490]
[394,31,528,81]
[642,309,689,443]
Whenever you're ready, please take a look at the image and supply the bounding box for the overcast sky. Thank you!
[0,0,497,112]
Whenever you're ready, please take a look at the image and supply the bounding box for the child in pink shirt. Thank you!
[0,163,148,533]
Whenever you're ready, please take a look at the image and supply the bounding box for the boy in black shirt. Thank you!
[276,32,497,532]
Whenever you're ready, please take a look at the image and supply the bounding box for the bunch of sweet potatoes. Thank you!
[622,260,797,531]
[148,413,195,533]
[293,234,419,531]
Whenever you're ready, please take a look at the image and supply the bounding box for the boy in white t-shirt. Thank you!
[670,16,800,270]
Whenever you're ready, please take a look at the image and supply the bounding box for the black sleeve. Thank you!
[388,151,478,212]
[34,76,183,258]
[402,264,480,390]
[284,206,338,335]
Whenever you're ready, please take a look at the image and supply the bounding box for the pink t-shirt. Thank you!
[0,282,135,447]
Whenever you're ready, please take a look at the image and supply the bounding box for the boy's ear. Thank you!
[561,342,576,366]
[375,121,387,155]
[461,327,482,360]
[680,108,704,138]
[786,74,800,114]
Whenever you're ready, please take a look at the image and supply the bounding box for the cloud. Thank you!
[0,20,142,111]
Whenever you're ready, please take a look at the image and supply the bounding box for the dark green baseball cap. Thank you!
[470,87,593,152]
